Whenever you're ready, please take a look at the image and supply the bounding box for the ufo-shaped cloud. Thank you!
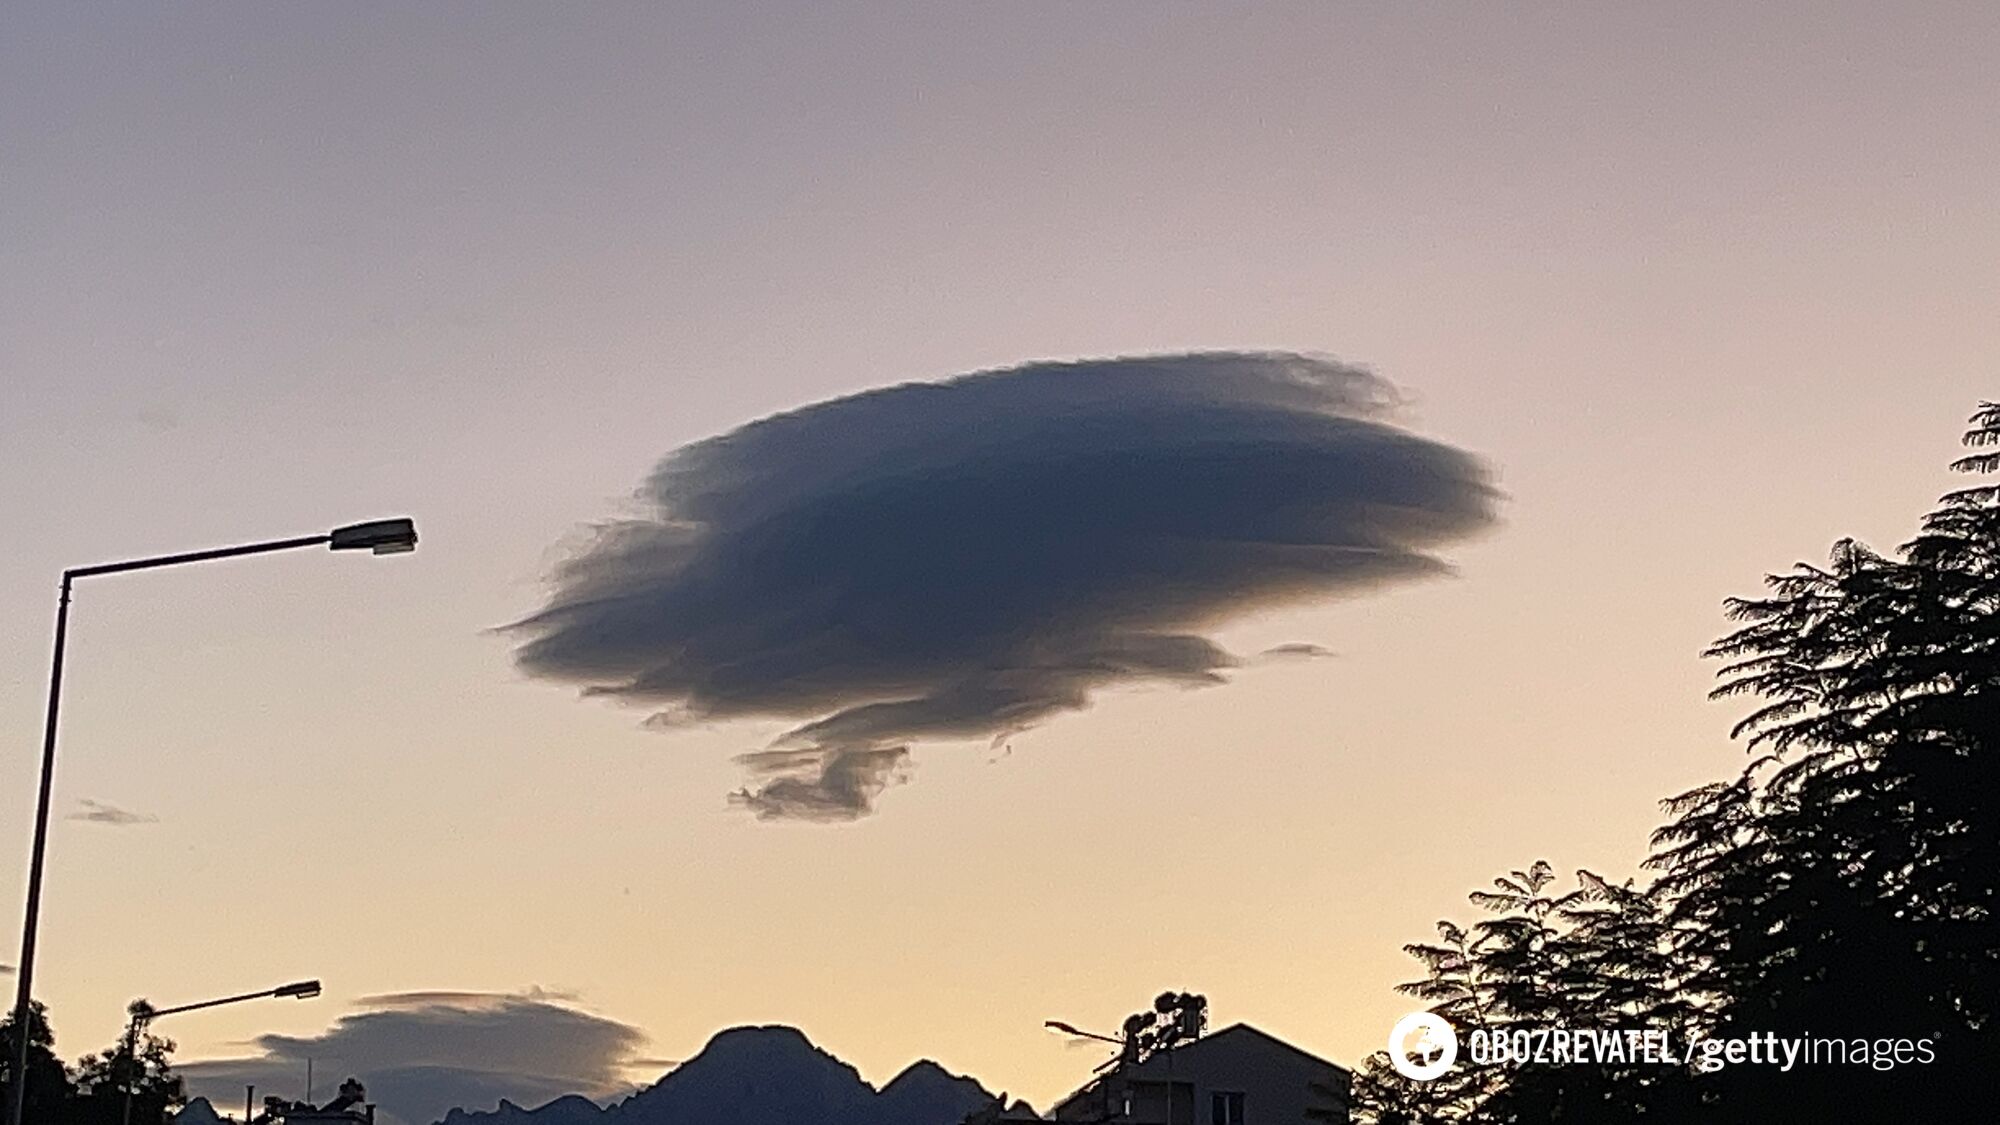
[512,351,1496,819]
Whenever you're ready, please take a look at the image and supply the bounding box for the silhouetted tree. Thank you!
[1645,401,2000,1117]
[0,1002,187,1125]
[0,1001,77,1124]
[70,1019,185,1125]
[1356,863,1695,1123]
[1364,404,2000,1122]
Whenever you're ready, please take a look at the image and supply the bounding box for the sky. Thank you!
[2,2,1997,1120]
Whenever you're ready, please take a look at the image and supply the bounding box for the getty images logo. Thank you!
[1388,1012,1459,1081]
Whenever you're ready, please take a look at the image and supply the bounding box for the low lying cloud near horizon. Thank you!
[511,351,1497,820]
[178,990,648,1125]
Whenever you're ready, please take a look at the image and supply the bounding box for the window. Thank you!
[1210,1091,1245,1125]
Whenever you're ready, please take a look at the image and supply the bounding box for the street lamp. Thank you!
[327,519,419,555]
[1044,1020,1122,1046]
[1045,1019,1133,1078]
[9,518,416,1125]
[120,981,322,1125]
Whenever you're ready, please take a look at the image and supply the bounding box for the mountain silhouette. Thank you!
[875,1060,997,1125]
[433,1026,996,1125]
[438,1094,604,1125]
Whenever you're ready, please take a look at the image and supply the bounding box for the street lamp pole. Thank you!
[8,519,414,1125]
[120,982,320,1125]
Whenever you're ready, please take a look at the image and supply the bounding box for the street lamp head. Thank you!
[275,980,322,1000]
[329,518,418,555]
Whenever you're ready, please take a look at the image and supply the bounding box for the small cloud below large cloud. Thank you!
[178,990,648,1125]
[511,351,1497,820]
[729,746,913,822]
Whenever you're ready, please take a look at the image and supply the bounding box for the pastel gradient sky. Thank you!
[2,1,1996,1116]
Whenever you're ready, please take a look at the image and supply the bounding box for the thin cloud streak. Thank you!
[1259,642,1338,661]
[354,987,581,1010]
[512,351,1497,819]
[67,798,157,826]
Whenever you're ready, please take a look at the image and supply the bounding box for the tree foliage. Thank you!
[1,1002,75,1125]
[0,1002,186,1125]
[71,1022,186,1125]
[1352,864,1696,1123]
[1357,403,2000,1122]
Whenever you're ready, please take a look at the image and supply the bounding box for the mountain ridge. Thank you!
[430,1024,1001,1125]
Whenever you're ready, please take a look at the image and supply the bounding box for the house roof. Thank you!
[1048,1021,1349,1117]
[1118,1023,1348,1079]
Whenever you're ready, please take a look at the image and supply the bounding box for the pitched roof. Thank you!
[1048,1021,1350,1116]
[1121,1023,1347,1078]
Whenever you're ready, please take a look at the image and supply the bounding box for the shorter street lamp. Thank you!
[1044,1018,1134,1077]
[120,980,322,1125]
[1044,1019,1122,1046]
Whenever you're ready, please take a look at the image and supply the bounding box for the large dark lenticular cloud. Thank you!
[512,352,1496,820]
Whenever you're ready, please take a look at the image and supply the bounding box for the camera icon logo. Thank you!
[1388,1012,1458,1081]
